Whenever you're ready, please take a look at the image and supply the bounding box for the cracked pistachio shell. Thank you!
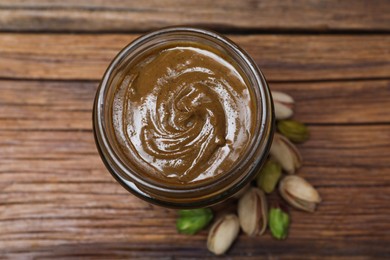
[238,188,268,236]
[207,214,240,255]
[279,175,322,212]
[270,133,302,174]
[272,91,294,120]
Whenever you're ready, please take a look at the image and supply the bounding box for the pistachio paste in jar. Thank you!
[111,42,257,185]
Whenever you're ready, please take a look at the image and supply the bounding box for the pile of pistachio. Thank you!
[176,91,322,255]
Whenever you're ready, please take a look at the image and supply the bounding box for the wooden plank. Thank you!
[272,80,390,124]
[0,34,389,81]
[1,124,389,174]
[0,122,389,187]
[1,126,388,187]
[0,183,388,238]
[2,240,389,259]
[1,80,389,132]
[0,0,389,32]
[301,125,390,168]
[0,178,389,257]
[0,80,94,130]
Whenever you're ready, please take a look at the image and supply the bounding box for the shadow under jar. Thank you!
[93,27,274,208]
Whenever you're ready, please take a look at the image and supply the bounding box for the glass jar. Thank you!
[93,27,274,208]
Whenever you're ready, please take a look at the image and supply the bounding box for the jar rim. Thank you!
[93,26,274,208]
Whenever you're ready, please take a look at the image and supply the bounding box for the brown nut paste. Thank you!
[112,42,256,185]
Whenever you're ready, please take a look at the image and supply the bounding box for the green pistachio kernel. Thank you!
[277,120,310,143]
[256,160,282,194]
[269,207,290,240]
[176,208,213,235]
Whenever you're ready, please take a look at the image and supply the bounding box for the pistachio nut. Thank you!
[237,187,268,236]
[270,133,302,174]
[207,214,240,255]
[272,91,294,120]
[278,120,310,143]
[176,208,213,235]
[256,160,282,194]
[279,175,322,212]
[269,206,290,240]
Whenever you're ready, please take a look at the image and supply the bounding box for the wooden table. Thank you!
[1,1,389,258]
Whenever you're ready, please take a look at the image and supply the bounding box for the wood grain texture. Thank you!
[1,80,389,132]
[0,127,389,258]
[0,3,390,257]
[0,34,389,81]
[1,78,389,257]
[1,127,389,179]
[0,0,389,32]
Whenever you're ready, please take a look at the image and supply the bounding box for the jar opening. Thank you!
[94,27,274,208]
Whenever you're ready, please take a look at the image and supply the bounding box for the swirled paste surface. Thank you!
[112,43,256,184]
